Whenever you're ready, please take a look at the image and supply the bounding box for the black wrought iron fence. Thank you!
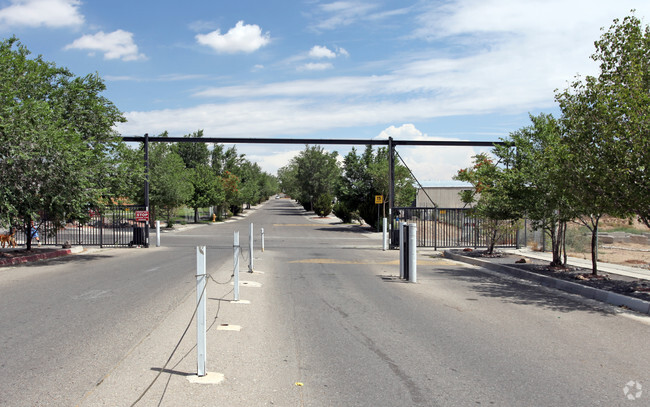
[390,207,520,249]
[13,205,148,248]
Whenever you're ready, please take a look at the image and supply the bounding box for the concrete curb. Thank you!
[443,250,650,316]
[0,246,83,267]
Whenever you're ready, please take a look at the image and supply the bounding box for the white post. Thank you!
[248,223,254,273]
[382,218,387,251]
[155,220,160,247]
[261,228,265,253]
[409,223,417,283]
[196,246,207,376]
[233,231,240,301]
[399,222,405,279]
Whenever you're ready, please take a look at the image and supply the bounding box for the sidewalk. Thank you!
[503,248,650,281]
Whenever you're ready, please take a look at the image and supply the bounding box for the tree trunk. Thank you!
[591,222,599,275]
[194,207,199,223]
[25,217,32,251]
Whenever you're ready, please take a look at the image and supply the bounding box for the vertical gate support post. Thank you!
[196,246,207,377]
[399,222,405,279]
[408,222,417,283]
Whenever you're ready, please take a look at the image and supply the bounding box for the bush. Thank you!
[333,201,352,223]
[313,194,333,217]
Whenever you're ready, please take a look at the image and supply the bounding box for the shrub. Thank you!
[333,201,352,223]
[313,194,333,217]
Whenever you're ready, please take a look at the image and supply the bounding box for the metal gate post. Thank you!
[399,222,405,279]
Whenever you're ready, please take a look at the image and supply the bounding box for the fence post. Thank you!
[196,246,207,377]
[399,222,405,279]
[248,223,254,273]
[155,220,161,247]
[233,232,240,301]
[409,222,417,283]
[382,218,387,251]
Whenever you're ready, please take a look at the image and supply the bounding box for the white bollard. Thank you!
[233,231,240,301]
[382,218,387,251]
[261,228,265,253]
[196,246,207,376]
[409,223,417,283]
[248,223,254,273]
[155,220,160,247]
[399,222,405,279]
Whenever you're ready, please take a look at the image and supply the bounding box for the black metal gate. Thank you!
[390,207,519,249]
[14,205,148,248]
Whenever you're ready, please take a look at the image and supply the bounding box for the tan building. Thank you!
[415,187,473,208]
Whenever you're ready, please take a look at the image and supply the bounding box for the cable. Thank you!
[130,268,231,406]
[395,149,437,208]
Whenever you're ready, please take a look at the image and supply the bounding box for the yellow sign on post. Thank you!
[375,195,383,204]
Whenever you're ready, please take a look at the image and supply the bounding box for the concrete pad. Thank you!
[186,372,225,385]
[216,324,241,331]
[233,281,262,287]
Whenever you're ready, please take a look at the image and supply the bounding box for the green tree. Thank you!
[148,138,193,227]
[338,146,416,228]
[495,113,573,266]
[555,13,649,273]
[0,37,125,249]
[279,145,341,212]
[454,153,520,255]
[187,164,224,223]
[174,130,210,169]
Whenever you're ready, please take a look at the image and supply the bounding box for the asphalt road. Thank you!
[2,198,649,406]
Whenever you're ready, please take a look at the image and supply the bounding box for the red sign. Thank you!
[135,211,149,222]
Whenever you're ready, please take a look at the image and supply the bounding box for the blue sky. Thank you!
[1,0,648,185]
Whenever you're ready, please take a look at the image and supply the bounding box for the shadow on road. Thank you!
[431,266,615,316]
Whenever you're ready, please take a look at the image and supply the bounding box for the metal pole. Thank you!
[234,231,240,301]
[261,228,265,253]
[196,246,207,377]
[382,218,387,251]
[155,220,160,247]
[409,223,417,283]
[248,223,254,273]
[144,133,150,248]
[389,137,395,212]
[399,222,405,279]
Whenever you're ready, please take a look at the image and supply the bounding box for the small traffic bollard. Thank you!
[261,228,265,253]
[196,246,207,377]
[248,223,254,273]
[382,217,387,251]
[233,231,240,301]
[408,222,417,283]
[155,220,160,247]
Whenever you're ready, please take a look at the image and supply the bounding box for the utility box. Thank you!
[132,226,145,246]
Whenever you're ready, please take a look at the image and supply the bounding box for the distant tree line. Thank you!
[278,145,417,228]
[455,13,649,275]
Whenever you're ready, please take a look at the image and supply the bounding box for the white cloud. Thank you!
[309,45,336,59]
[0,0,83,28]
[298,62,334,71]
[376,124,488,185]
[65,30,146,61]
[196,20,270,53]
